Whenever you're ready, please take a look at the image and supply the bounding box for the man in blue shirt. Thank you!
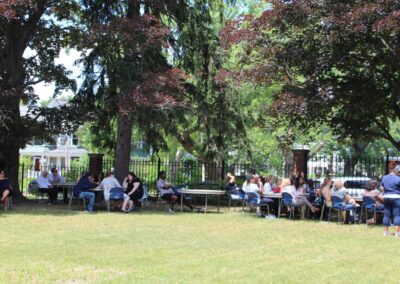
[73,172,98,212]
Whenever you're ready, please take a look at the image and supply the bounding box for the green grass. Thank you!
[0,205,399,283]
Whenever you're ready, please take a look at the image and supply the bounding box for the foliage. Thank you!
[219,0,400,152]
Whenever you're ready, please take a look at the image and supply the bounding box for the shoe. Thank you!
[168,208,175,213]
[394,232,400,237]
[384,231,390,237]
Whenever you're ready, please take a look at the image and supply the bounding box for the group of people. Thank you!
[36,168,67,204]
[73,171,145,213]
[225,172,389,225]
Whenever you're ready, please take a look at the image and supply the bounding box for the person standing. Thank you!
[381,162,400,237]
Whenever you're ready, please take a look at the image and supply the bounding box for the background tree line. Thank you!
[1,0,399,196]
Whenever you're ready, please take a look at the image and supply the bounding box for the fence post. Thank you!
[21,163,25,196]
[157,157,161,176]
[221,160,225,181]
[386,153,390,175]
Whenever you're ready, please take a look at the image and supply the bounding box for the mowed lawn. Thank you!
[0,205,399,284]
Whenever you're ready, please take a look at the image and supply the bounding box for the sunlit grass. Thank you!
[0,205,398,283]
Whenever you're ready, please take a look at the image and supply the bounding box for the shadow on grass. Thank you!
[0,199,231,217]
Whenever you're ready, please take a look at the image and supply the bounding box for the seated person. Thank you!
[123,172,144,211]
[246,176,273,204]
[282,178,320,213]
[263,176,275,194]
[225,173,244,196]
[49,168,68,203]
[37,170,58,204]
[0,170,11,210]
[156,170,193,212]
[318,177,333,207]
[362,179,384,224]
[73,172,97,212]
[332,180,359,223]
[99,172,131,212]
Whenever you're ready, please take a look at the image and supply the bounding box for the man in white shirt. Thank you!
[37,170,58,204]
[156,171,193,212]
[98,172,131,212]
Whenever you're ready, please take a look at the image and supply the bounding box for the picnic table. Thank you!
[52,182,77,203]
[178,189,225,213]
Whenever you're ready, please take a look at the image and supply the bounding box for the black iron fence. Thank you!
[19,154,394,197]
[19,158,278,196]
[307,155,392,182]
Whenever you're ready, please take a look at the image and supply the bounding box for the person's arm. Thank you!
[376,193,384,203]
[128,182,140,195]
[122,178,128,189]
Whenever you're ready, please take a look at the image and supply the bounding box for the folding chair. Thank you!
[281,192,303,219]
[361,196,384,226]
[107,187,125,212]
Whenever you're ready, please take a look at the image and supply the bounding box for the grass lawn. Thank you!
[0,204,399,284]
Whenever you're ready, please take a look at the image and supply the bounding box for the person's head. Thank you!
[158,170,166,179]
[0,170,5,179]
[106,171,114,178]
[306,179,314,188]
[127,172,136,180]
[51,168,58,175]
[253,175,260,183]
[333,180,343,190]
[267,176,275,184]
[322,177,332,188]
[81,172,91,180]
[260,176,266,185]
[41,170,48,177]
[299,176,305,185]
[388,161,398,174]
[294,176,301,189]
[249,176,256,184]
[281,178,291,188]
[365,179,378,192]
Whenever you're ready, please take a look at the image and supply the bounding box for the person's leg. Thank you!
[49,188,58,204]
[1,189,10,201]
[171,195,178,210]
[80,192,95,212]
[121,194,130,211]
[383,198,393,235]
[392,198,400,235]
[1,189,10,210]
[300,197,319,213]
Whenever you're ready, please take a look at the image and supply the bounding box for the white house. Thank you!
[20,134,87,170]
[19,99,88,170]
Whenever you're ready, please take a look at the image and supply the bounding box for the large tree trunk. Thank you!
[114,111,133,183]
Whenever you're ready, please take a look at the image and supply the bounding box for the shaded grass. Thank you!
[0,206,399,283]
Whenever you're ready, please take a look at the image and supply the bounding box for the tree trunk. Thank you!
[5,142,22,198]
[114,111,133,183]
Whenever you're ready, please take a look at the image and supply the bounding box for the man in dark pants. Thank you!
[156,171,193,212]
